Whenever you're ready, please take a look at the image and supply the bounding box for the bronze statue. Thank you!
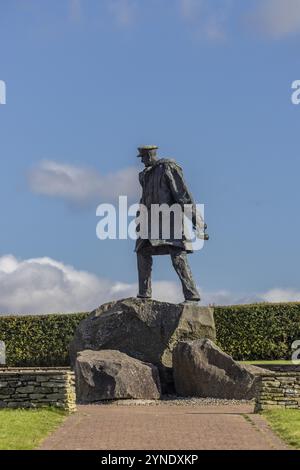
[135,145,208,303]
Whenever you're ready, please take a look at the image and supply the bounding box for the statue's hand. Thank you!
[193,221,209,240]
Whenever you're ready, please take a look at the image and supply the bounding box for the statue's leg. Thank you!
[170,249,201,301]
[137,249,153,298]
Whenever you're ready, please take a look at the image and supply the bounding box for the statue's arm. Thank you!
[165,163,200,230]
[164,162,195,206]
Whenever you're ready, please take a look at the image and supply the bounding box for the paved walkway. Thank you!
[39,402,288,450]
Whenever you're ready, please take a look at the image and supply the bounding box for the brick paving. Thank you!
[39,402,288,450]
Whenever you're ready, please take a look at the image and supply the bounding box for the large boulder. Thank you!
[70,297,216,392]
[173,339,261,399]
[75,349,161,402]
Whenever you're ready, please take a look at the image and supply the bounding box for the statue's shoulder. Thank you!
[158,158,183,171]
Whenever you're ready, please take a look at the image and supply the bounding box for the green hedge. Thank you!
[0,313,88,367]
[214,303,300,360]
[0,302,300,366]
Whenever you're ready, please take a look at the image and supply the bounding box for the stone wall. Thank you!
[255,372,300,412]
[0,368,76,412]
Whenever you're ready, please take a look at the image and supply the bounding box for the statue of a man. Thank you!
[135,145,207,303]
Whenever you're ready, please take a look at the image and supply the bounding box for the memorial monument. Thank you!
[135,145,208,302]
[71,145,259,401]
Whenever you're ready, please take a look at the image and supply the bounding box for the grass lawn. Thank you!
[0,408,67,450]
[263,409,300,449]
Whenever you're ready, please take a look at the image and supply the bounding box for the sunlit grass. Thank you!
[0,407,67,450]
[264,409,300,449]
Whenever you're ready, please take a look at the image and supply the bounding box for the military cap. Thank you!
[137,145,158,156]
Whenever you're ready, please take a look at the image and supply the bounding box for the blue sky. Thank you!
[1,0,300,313]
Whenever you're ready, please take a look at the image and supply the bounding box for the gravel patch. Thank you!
[86,396,254,407]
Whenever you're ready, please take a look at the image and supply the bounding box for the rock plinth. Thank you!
[75,350,161,402]
[173,339,261,400]
[70,297,216,392]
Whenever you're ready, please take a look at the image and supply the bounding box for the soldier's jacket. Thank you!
[135,158,195,253]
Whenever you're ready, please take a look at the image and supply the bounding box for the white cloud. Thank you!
[249,0,300,38]
[0,254,183,314]
[200,289,242,306]
[28,160,139,207]
[260,288,300,303]
[0,254,129,315]
[202,288,300,305]
[0,254,299,315]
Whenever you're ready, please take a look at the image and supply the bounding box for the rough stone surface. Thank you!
[242,364,273,377]
[70,297,216,391]
[0,368,76,411]
[173,339,261,399]
[75,350,161,402]
[255,372,300,411]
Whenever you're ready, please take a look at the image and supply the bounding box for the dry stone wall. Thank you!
[0,367,76,412]
[255,372,300,411]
